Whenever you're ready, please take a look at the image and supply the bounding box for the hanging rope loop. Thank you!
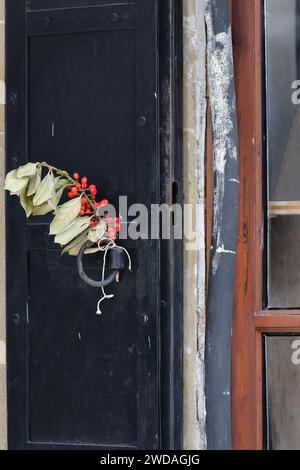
[77,238,132,314]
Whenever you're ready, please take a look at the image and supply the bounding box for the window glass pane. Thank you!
[264,335,300,450]
[265,0,300,307]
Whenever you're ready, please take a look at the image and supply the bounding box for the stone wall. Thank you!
[183,0,207,450]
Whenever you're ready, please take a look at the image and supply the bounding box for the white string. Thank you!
[95,238,132,315]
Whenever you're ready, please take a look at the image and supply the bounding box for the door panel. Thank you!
[29,29,137,207]
[28,0,131,10]
[27,248,138,446]
[6,0,183,450]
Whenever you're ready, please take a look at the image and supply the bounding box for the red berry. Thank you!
[89,185,97,193]
[99,199,109,207]
[68,192,74,198]
[87,204,91,210]
[81,177,88,185]
[91,195,96,200]
[71,186,78,194]
[80,210,85,216]
[82,183,88,189]
[73,172,80,180]
[86,208,91,214]
[67,186,72,190]
[75,182,81,189]
[81,197,87,205]
[115,223,120,233]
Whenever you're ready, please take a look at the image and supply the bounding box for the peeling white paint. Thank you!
[205,1,238,276]
[216,245,236,255]
[142,313,149,323]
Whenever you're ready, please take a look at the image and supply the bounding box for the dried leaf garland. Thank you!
[5,162,120,256]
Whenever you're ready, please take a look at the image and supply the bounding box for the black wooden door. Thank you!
[6,0,182,450]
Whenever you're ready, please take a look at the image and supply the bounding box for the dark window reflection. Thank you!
[266,0,300,307]
[264,335,300,450]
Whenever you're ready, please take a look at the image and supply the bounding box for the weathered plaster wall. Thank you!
[183,0,207,450]
[0,0,6,451]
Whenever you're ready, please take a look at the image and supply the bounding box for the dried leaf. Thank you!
[67,237,90,256]
[5,169,29,194]
[88,223,106,242]
[62,229,89,255]
[17,162,38,179]
[47,178,69,211]
[54,217,90,246]
[55,177,69,191]
[48,187,65,211]
[20,190,33,218]
[33,172,55,206]
[68,240,101,256]
[32,201,54,216]
[49,197,82,235]
[27,166,42,197]
[31,187,64,216]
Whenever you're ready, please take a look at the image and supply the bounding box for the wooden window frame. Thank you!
[231,0,300,450]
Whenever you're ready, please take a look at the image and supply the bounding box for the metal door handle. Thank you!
[77,242,126,288]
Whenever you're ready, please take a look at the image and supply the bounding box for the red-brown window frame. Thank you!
[231,0,300,450]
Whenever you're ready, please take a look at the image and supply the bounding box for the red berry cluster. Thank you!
[80,197,91,216]
[67,172,120,242]
[67,173,96,200]
[105,217,120,241]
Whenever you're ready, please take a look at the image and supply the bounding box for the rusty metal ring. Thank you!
[77,240,118,288]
